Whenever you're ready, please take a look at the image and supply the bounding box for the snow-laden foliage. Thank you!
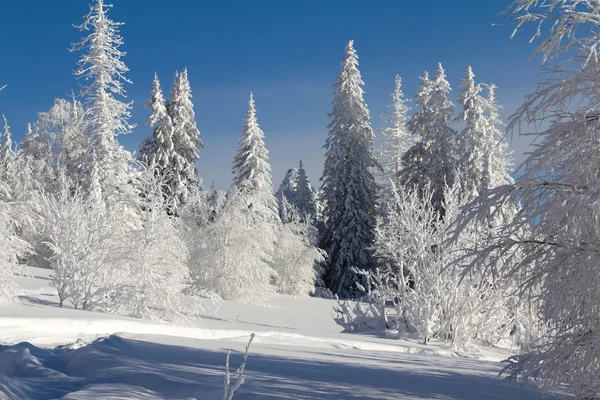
[272,223,325,296]
[71,0,134,201]
[379,75,412,186]
[124,166,191,320]
[401,64,458,215]
[169,68,203,213]
[185,189,277,303]
[276,167,299,222]
[320,40,379,298]
[453,1,600,396]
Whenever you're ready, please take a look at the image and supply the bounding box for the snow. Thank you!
[0,267,556,399]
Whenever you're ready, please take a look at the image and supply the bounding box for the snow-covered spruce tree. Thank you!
[401,64,458,215]
[295,160,317,224]
[276,167,299,222]
[380,75,412,186]
[71,0,134,201]
[169,68,203,214]
[484,84,514,189]
[320,40,379,298]
[124,165,190,320]
[452,1,600,397]
[456,66,489,199]
[232,92,279,217]
[139,73,174,178]
[455,68,514,199]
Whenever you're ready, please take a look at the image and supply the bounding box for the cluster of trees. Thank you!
[0,0,323,319]
[2,0,598,396]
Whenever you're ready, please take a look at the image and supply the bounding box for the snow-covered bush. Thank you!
[0,193,29,300]
[123,165,191,320]
[185,190,277,303]
[272,223,325,296]
[337,183,516,349]
[40,179,131,311]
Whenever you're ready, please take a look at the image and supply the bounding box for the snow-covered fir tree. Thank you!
[320,40,379,298]
[71,0,134,200]
[139,73,174,178]
[295,160,317,223]
[232,92,278,217]
[380,75,411,185]
[401,64,458,215]
[276,167,299,222]
[484,84,513,189]
[169,68,204,213]
[456,66,489,198]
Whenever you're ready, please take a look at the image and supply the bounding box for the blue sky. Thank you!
[0,0,543,190]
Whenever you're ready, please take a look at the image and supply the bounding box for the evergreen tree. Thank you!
[320,40,379,298]
[275,167,298,222]
[380,75,411,185]
[71,0,134,200]
[402,64,458,215]
[232,93,278,215]
[169,68,203,213]
[456,66,490,198]
[139,73,174,175]
[484,84,513,189]
[295,160,317,223]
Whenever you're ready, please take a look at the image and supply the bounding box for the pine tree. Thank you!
[169,68,203,213]
[380,75,411,185]
[0,115,13,158]
[139,73,174,175]
[320,40,379,298]
[71,0,134,200]
[295,160,317,223]
[484,84,513,189]
[456,66,491,198]
[232,93,278,215]
[402,64,458,215]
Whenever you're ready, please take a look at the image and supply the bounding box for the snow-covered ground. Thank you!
[0,267,556,399]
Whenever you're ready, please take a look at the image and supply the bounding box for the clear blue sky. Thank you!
[0,0,542,190]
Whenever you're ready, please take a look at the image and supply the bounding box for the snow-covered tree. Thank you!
[185,189,277,303]
[339,183,515,348]
[169,68,203,213]
[456,67,513,198]
[295,160,317,223]
[272,222,325,296]
[41,178,131,311]
[71,0,134,200]
[380,75,412,185]
[125,165,190,320]
[0,193,29,300]
[20,98,88,192]
[276,167,299,222]
[232,93,278,218]
[139,74,174,177]
[457,1,600,396]
[456,66,489,198]
[320,40,379,298]
[401,64,458,215]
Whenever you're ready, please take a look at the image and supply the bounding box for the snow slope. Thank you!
[0,267,557,399]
